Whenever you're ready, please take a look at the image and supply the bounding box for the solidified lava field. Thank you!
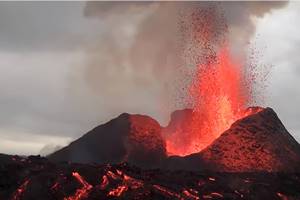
[0,154,300,200]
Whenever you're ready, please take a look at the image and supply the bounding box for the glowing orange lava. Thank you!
[166,46,261,156]
[108,185,128,197]
[64,172,93,200]
[12,179,30,200]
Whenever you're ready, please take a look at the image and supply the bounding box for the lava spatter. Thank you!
[166,46,255,156]
[165,6,265,156]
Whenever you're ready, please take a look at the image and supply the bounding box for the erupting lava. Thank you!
[164,7,266,156]
[166,46,262,156]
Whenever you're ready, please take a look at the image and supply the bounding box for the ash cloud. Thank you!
[0,2,292,155]
[80,2,288,123]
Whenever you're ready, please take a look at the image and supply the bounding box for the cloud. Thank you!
[252,2,300,140]
[0,2,294,155]
[39,144,63,156]
[0,2,97,52]
[80,1,288,120]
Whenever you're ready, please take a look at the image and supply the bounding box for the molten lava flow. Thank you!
[100,175,109,189]
[182,189,200,200]
[64,172,93,200]
[51,182,60,190]
[107,185,128,197]
[277,192,288,200]
[203,192,224,199]
[153,184,181,199]
[166,46,262,156]
[106,169,144,197]
[12,179,30,200]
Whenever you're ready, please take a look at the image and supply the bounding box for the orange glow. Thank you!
[153,184,181,199]
[182,189,200,200]
[166,46,261,156]
[12,179,30,200]
[64,172,93,200]
[100,175,109,189]
[108,185,128,197]
[277,192,288,200]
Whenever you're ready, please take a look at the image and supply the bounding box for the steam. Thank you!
[79,2,287,124]
[39,144,62,156]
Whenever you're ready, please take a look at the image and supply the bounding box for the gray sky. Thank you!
[0,1,299,155]
[254,2,300,142]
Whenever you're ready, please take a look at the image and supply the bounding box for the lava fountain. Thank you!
[163,6,268,156]
[166,45,263,156]
[187,46,251,153]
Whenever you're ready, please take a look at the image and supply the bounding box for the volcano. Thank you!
[48,113,166,168]
[164,107,300,172]
[1,107,300,199]
[48,107,300,173]
[200,107,300,172]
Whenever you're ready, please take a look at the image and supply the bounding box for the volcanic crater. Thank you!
[1,107,300,200]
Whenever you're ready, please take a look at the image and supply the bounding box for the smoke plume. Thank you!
[79,2,287,124]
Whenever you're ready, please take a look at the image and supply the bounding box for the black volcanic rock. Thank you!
[200,107,300,172]
[165,107,300,172]
[48,113,166,168]
[1,155,300,200]
[49,107,300,172]
[2,107,300,199]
